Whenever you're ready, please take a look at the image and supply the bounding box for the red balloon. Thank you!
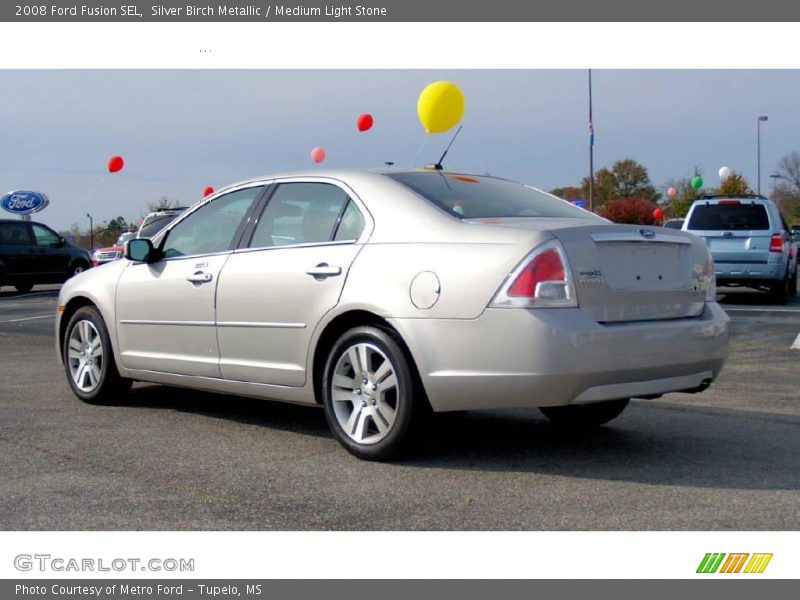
[653,208,664,220]
[107,155,124,174]
[203,186,214,197]
[310,146,326,164]
[356,113,374,132]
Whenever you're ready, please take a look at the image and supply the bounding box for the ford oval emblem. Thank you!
[1,190,49,215]
[639,228,656,240]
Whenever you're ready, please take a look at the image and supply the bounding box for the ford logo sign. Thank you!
[639,228,656,240]
[1,190,49,215]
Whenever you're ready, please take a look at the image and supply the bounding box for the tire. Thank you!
[769,276,790,305]
[539,399,630,428]
[14,283,33,294]
[68,261,89,279]
[321,326,420,461]
[62,305,131,404]
[789,270,798,298]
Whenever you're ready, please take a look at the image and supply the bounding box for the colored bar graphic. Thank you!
[744,553,773,574]
[720,553,749,573]
[698,552,772,574]
[697,553,726,573]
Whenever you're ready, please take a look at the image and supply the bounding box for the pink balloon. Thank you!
[667,186,677,198]
[310,146,326,164]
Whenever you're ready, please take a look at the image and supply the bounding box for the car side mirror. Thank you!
[125,238,161,263]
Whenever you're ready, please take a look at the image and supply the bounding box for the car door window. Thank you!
[333,200,365,241]
[250,183,350,248]
[162,187,263,258]
[31,223,60,247]
[0,222,33,245]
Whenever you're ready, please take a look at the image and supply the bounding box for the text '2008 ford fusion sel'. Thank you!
[55,169,730,460]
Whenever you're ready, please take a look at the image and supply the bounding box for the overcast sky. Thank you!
[1,69,797,230]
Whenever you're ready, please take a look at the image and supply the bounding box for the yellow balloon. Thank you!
[417,81,465,134]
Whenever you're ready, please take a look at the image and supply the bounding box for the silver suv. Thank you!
[683,195,798,303]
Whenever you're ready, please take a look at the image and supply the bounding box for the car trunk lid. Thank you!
[473,219,708,323]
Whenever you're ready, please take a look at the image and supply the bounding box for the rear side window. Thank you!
[688,204,770,230]
[388,172,603,221]
[0,222,32,245]
[333,200,365,241]
[250,183,350,248]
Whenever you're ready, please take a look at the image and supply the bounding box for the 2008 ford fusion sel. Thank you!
[56,169,729,460]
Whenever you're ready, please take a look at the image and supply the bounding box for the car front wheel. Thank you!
[539,399,630,428]
[69,262,88,279]
[321,326,418,461]
[63,306,131,404]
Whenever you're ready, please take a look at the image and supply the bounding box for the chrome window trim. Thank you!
[233,238,359,255]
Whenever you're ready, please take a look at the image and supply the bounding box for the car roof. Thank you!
[214,167,509,194]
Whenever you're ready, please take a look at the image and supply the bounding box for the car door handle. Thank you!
[186,271,213,285]
[306,263,342,279]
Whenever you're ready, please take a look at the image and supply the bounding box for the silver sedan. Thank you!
[56,169,730,460]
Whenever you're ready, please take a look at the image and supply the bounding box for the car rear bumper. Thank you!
[389,303,730,412]
[713,258,783,281]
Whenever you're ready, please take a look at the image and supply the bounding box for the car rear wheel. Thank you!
[539,399,630,428]
[322,326,418,461]
[63,306,131,404]
[789,270,798,298]
[769,275,790,305]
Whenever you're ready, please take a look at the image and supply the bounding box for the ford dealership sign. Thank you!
[1,190,49,215]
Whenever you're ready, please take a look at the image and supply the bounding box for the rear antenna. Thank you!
[428,125,462,171]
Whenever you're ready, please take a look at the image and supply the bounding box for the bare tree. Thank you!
[776,151,800,195]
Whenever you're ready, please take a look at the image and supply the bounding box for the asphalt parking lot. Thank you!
[1,284,798,530]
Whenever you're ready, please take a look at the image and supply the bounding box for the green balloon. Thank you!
[691,176,704,190]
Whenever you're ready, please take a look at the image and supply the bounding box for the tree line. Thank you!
[551,153,800,225]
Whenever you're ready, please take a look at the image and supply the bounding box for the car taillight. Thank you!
[770,234,784,253]
[491,240,577,308]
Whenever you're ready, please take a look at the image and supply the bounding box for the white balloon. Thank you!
[719,166,732,181]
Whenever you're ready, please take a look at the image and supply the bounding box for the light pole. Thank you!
[770,172,780,196]
[757,115,768,196]
[86,213,94,250]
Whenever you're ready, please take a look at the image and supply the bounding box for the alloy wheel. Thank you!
[67,320,104,393]
[330,342,400,445]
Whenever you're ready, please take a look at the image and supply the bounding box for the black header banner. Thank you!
[5,0,800,22]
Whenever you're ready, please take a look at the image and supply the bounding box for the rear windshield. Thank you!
[688,203,770,230]
[387,172,601,221]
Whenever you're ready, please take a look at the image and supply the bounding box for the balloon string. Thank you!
[410,134,429,167]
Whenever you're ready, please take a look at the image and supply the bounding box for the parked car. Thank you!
[664,218,684,230]
[56,169,729,460]
[682,195,798,303]
[91,209,186,267]
[0,219,91,293]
